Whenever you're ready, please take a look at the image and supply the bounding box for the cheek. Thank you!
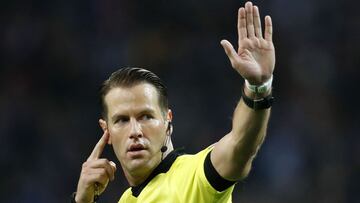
[149,119,162,128]
[145,120,166,143]
[109,129,126,148]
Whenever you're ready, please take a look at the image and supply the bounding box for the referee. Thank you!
[73,1,275,202]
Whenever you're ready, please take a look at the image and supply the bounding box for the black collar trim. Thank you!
[131,148,185,197]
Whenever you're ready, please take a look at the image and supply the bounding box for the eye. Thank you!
[140,114,153,121]
[114,116,129,124]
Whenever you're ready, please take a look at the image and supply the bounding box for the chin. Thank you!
[126,158,152,173]
[125,153,160,173]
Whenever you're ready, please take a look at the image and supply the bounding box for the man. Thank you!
[73,1,275,202]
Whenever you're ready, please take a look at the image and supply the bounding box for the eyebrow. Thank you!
[111,108,156,121]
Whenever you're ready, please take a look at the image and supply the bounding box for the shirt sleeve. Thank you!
[203,150,236,191]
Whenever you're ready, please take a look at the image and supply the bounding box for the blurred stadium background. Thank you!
[1,0,359,202]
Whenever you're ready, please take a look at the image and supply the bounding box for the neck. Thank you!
[125,169,153,186]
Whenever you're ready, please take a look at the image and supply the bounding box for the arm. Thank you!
[211,1,275,181]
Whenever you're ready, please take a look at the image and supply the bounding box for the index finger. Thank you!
[87,130,109,161]
[238,7,247,41]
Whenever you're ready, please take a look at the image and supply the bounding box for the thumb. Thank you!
[220,40,239,67]
[109,161,117,172]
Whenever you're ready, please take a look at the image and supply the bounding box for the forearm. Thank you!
[232,102,270,152]
[229,87,271,175]
[211,86,272,181]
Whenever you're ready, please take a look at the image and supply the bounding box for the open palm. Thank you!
[221,1,275,85]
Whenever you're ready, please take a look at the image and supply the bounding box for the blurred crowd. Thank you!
[1,0,359,202]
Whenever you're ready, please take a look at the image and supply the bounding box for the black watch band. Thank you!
[71,192,99,203]
[241,88,274,110]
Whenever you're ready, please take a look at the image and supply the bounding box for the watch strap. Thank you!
[70,192,99,203]
[242,88,274,110]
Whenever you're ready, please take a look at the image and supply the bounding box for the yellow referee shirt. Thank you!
[118,146,236,203]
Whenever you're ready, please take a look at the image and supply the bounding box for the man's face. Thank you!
[104,83,170,176]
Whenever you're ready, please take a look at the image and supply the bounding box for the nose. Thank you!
[129,119,143,139]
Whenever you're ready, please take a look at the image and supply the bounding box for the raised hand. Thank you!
[75,130,117,203]
[221,1,275,85]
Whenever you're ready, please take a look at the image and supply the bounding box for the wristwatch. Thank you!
[71,192,99,203]
[241,88,274,110]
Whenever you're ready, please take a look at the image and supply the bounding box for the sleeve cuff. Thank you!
[203,151,236,192]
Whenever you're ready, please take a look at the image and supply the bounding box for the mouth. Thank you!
[128,143,146,152]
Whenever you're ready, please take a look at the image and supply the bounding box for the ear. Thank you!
[167,109,173,122]
[166,109,173,136]
[99,119,111,145]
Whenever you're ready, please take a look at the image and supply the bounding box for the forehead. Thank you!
[104,83,162,116]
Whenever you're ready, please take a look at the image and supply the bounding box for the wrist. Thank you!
[243,85,271,99]
[241,88,274,110]
[244,75,273,99]
[241,75,274,110]
[72,192,94,203]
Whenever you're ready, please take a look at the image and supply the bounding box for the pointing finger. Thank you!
[87,130,109,161]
